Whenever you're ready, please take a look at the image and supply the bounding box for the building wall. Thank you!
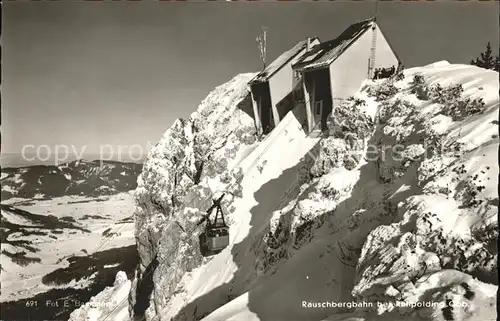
[328,24,398,102]
[268,53,301,126]
[373,26,400,70]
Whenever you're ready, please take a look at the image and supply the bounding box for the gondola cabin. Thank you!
[204,223,229,252]
[199,195,229,256]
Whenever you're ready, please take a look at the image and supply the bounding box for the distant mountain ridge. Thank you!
[1,159,142,200]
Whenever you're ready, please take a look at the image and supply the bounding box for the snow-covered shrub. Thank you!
[346,96,367,107]
[454,178,486,207]
[410,74,426,87]
[311,99,374,176]
[420,127,444,156]
[320,184,339,199]
[377,99,417,124]
[417,154,452,186]
[368,80,398,101]
[410,74,430,100]
[375,99,427,183]
[429,83,462,104]
[310,139,348,177]
[442,96,487,121]
[355,192,498,307]
[328,99,374,141]
[234,127,257,145]
[343,153,360,170]
[423,82,487,121]
[472,223,498,257]
[310,137,362,176]
[423,229,497,284]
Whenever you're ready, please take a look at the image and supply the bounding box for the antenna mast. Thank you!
[256,27,268,70]
[367,0,379,79]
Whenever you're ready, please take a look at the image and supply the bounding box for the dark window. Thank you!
[314,101,323,116]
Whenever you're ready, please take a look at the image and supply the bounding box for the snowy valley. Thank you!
[0,161,142,320]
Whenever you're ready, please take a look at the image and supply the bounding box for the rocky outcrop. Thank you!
[131,73,257,320]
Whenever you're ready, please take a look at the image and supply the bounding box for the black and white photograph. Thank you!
[1,1,499,321]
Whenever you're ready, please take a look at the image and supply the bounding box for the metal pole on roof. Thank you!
[263,27,267,69]
[256,27,268,70]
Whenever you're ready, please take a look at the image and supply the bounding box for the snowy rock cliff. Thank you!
[71,62,498,321]
[131,73,258,320]
[348,62,498,321]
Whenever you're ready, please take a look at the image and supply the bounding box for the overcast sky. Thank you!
[2,1,499,165]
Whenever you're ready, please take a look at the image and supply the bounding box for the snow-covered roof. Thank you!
[294,18,374,71]
[249,38,319,84]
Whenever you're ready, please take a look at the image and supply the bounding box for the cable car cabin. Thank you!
[204,225,229,251]
[199,195,230,256]
[200,222,229,256]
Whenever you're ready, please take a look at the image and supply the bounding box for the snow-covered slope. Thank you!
[160,100,321,321]
[197,62,498,321]
[71,62,498,321]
